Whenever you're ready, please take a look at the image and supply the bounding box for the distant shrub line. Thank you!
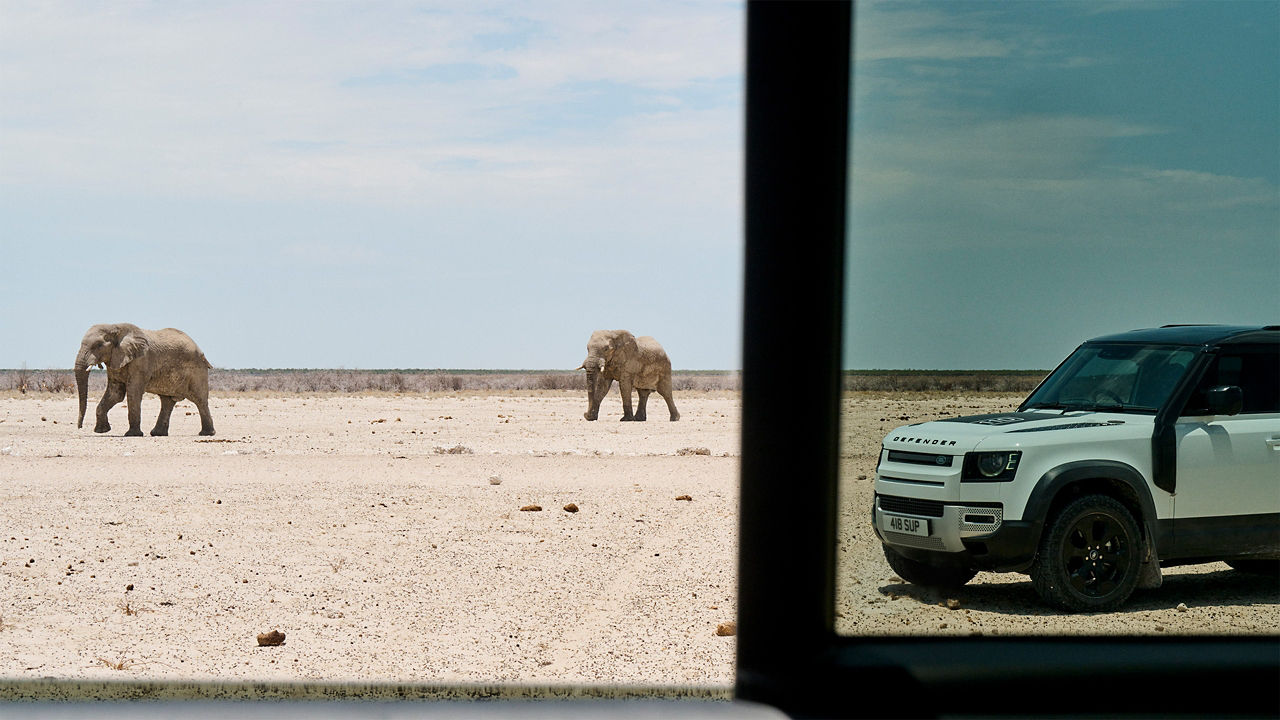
[0,369,742,394]
[0,369,1044,394]
[0,368,76,394]
[842,371,1046,393]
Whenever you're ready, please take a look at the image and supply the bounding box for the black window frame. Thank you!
[735,2,1279,718]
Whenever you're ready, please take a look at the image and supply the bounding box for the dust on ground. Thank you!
[0,390,1274,692]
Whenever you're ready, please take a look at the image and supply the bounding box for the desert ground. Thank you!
[0,388,1276,698]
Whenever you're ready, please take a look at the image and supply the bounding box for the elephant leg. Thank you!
[95,382,125,433]
[193,394,216,436]
[635,389,651,421]
[659,377,680,421]
[151,396,177,436]
[124,383,145,436]
[618,379,635,421]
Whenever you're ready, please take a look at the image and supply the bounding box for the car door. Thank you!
[1172,343,1280,558]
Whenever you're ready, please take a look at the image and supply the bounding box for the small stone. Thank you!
[675,495,693,501]
[946,598,961,610]
[520,505,542,512]
[1176,603,1188,612]
[715,622,736,637]
[257,630,286,646]
[488,475,502,485]
[563,504,579,513]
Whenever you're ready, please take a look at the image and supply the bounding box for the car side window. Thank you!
[1182,346,1280,415]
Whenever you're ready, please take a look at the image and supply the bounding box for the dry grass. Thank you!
[0,368,1043,395]
[117,600,149,616]
[212,370,599,394]
[96,657,134,671]
[842,371,1045,393]
[0,368,75,394]
[0,369,740,395]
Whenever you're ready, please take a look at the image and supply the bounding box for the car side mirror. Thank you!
[1205,385,1243,416]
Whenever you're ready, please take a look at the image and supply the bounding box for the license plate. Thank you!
[881,512,930,537]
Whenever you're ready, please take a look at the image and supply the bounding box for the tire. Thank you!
[883,545,977,588]
[1225,559,1280,576]
[1031,494,1142,612]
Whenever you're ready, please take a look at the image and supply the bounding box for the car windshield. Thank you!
[1022,344,1197,413]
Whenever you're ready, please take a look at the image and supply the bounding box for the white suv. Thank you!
[871,325,1280,611]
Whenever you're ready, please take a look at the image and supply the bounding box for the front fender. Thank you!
[1022,460,1164,554]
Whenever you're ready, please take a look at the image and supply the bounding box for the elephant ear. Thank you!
[607,331,638,367]
[110,331,149,370]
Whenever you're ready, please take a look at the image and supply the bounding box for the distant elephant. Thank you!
[74,323,215,436]
[580,329,679,422]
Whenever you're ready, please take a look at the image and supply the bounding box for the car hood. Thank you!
[884,410,1135,453]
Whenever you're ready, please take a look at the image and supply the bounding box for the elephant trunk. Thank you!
[583,370,598,420]
[75,347,94,429]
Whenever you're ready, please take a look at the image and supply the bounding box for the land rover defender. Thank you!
[871,325,1280,611]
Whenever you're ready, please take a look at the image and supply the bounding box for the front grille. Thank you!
[887,450,954,467]
[878,494,944,518]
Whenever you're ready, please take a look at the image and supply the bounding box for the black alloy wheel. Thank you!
[1032,494,1141,611]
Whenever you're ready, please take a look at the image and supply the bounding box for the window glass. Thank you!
[1023,345,1194,412]
[1184,347,1280,414]
[837,0,1279,636]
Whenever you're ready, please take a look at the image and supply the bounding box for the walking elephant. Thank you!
[74,323,215,436]
[580,329,679,422]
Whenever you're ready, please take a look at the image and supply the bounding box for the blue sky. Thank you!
[1,2,1275,371]
[0,1,743,370]
[844,1,1279,370]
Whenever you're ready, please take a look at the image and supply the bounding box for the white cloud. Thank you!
[0,1,743,212]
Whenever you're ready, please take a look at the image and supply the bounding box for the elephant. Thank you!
[74,323,215,437]
[580,329,679,422]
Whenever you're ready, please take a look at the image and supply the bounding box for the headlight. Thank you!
[962,451,1021,482]
[978,453,1010,477]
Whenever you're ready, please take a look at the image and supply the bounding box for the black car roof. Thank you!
[1086,324,1279,347]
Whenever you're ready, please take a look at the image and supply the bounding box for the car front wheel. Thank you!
[1031,494,1142,612]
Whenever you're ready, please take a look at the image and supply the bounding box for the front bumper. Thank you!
[873,492,1040,572]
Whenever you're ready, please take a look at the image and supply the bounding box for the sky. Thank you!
[0,1,743,370]
[1,2,1276,372]
[844,0,1279,370]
